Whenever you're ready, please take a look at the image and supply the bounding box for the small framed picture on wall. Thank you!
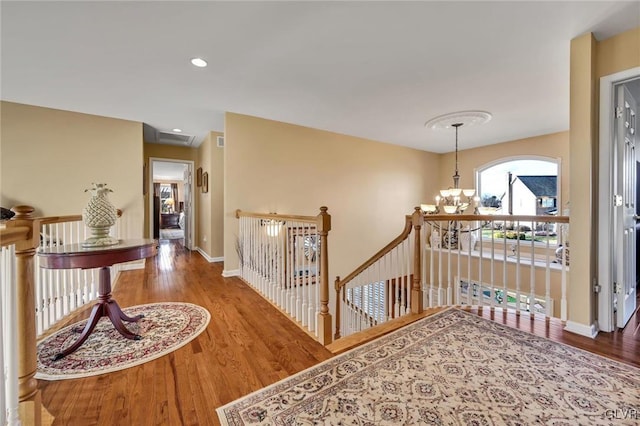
[196,167,203,187]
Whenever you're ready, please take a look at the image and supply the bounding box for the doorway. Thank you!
[598,69,640,332]
[149,158,195,250]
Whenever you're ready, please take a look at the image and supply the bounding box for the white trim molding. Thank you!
[564,321,598,339]
[222,269,240,277]
[195,247,223,263]
[597,66,640,332]
[119,259,146,271]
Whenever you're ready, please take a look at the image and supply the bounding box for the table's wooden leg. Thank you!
[52,303,104,360]
[108,299,144,323]
[105,301,142,341]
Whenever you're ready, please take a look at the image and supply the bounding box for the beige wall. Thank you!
[143,143,197,238]
[196,134,212,255]
[224,112,441,279]
[1,101,144,238]
[569,27,640,328]
[195,131,224,259]
[209,132,224,259]
[437,131,570,208]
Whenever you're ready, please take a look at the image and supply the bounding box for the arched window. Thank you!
[476,156,560,216]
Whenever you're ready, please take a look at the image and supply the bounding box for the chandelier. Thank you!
[421,111,492,214]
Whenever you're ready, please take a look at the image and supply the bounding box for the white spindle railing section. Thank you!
[421,214,569,320]
[35,213,123,336]
[341,234,413,336]
[236,208,332,345]
[1,243,20,426]
[334,210,570,341]
[335,213,419,339]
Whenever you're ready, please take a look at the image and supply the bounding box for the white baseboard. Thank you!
[564,320,598,338]
[222,269,240,277]
[195,247,223,263]
[119,259,146,271]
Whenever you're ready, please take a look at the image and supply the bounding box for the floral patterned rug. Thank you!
[36,302,210,380]
[217,308,640,425]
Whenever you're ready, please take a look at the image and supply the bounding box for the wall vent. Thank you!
[217,136,224,147]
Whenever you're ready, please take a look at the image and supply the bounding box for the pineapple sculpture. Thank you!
[82,183,119,247]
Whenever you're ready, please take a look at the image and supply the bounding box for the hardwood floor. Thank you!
[38,241,640,425]
[39,241,332,425]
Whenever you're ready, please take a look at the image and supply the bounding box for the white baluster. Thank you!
[502,218,508,311]
[529,220,536,317]
[515,220,522,314]
[545,221,552,318]
[2,246,20,426]
[489,219,495,310]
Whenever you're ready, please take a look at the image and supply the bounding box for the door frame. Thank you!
[597,66,640,332]
[148,157,195,250]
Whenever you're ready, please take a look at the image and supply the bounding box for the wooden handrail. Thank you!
[0,226,31,247]
[39,209,122,225]
[335,215,413,292]
[423,213,570,223]
[236,209,317,223]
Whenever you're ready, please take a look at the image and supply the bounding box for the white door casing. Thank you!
[615,84,637,329]
[598,67,640,332]
[148,158,195,250]
[183,167,193,250]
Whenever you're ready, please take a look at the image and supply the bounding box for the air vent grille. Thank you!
[158,131,195,145]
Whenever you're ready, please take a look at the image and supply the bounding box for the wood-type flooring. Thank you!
[38,240,640,425]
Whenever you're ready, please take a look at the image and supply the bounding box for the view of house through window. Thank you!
[477,158,560,244]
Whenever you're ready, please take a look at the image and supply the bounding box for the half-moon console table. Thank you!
[38,239,157,360]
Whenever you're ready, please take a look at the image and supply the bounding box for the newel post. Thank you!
[411,207,423,314]
[316,206,332,345]
[8,205,42,425]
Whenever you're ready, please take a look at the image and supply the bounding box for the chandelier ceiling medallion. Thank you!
[422,111,492,214]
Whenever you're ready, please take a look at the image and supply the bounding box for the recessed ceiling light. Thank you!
[190,58,207,68]
[172,128,182,133]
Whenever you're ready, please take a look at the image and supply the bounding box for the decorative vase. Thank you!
[459,229,477,252]
[82,183,119,247]
[430,229,441,249]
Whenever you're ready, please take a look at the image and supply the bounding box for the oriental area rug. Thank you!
[36,302,210,380]
[217,308,640,425]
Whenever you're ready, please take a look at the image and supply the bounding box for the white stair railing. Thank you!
[422,214,569,320]
[334,210,570,341]
[335,210,420,340]
[236,208,332,345]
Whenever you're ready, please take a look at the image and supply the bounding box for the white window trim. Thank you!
[475,155,563,214]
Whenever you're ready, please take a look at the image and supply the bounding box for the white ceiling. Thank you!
[2,1,639,153]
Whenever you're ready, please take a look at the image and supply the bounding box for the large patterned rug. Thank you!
[36,302,210,380]
[217,308,640,425]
